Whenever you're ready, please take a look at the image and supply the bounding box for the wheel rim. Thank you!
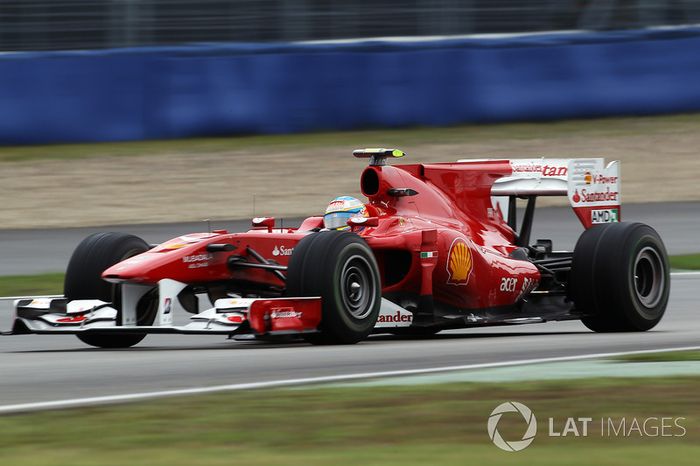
[339,254,377,320]
[633,246,665,309]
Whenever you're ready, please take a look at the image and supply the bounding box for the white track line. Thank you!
[1,345,700,415]
[0,295,61,301]
[671,271,700,278]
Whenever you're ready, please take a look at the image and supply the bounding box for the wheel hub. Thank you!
[633,246,665,309]
[340,255,377,320]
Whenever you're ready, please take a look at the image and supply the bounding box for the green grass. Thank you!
[0,272,64,296]
[0,376,698,465]
[669,253,700,271]
[2,112,700,163]
[614,350,700,363]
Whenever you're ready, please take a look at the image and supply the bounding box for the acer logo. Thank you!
[500,277,517,292]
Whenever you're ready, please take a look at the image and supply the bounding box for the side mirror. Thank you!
[252,217,275,232]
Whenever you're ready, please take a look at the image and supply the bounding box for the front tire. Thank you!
[286,231,381,344]
[570,222,670,332]
[64,232,152,348]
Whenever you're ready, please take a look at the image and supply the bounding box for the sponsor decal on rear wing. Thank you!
[457,157,621,229]
[496,158,571,196]
[566,158,620,228]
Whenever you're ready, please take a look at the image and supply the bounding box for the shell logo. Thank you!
[446,238,473,285]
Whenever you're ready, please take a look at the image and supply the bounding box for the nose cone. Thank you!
[102,253,156,283]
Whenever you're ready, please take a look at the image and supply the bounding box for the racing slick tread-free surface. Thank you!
[64,232,151,348]
[571,222,670,332]
[286,231,381,344]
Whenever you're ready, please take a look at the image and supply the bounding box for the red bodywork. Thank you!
[103,161,544,314]
[248,298,322,334]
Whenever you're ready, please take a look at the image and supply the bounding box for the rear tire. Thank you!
[64,232,152,348]
[570,222,670,332]
[286,231,381,344]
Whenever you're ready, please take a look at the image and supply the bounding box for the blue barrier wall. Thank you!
[2,28,700,144]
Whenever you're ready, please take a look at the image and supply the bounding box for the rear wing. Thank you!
[457,158,621,230]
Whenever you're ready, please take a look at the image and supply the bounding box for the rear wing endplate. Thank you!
[458,158,621,229]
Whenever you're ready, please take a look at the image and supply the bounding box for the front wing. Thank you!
[4,279,414,338]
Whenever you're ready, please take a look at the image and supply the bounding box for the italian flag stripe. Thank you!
[420,251,437,258]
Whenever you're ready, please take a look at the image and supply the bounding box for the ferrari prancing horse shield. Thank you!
[446,238,473,285]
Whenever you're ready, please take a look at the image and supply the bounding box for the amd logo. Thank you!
[591,209,619,224]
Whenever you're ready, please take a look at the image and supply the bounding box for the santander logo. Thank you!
[270,307,303,319]
[272,245,294,257]
[377,311,413,323]
[572,188,618,204]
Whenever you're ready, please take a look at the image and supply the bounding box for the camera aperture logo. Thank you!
[487,401,537,452]
[487,401,687,452]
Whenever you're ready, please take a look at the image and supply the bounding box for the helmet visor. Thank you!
[324,212,353,230]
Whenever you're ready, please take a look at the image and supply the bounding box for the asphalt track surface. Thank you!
[0,201,697,410]
[1,201,699,276]
[0,273,698,409]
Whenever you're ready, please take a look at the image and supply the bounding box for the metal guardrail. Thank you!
[1,0,700,51]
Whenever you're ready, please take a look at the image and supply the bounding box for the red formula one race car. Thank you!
[5,149,670,348]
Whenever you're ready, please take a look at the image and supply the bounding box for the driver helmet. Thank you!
[323,196,367,230]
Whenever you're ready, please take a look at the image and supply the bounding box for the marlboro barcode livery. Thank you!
[4,149,669,347]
